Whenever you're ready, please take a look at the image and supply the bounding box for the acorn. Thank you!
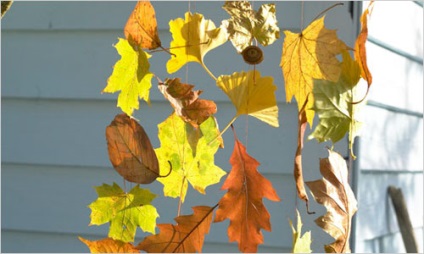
[241,45,264,65]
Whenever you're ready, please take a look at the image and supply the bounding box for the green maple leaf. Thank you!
[289,209,312,253]
[308,51,363,158]
[155,113,226,202]
[222,1,280,52]
[89,183,158,243]
[103,38,154,117]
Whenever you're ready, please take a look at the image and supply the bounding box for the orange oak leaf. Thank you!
[280,16,350,126]
[79,237,139,253]
[305,149,358,253]
[124,1,161,50]
[158,78,217,127]
[214,135,280,253]
[354,1,374,101]
[137,206,215,253]
[106,113,160,184]
[294,95,313,214]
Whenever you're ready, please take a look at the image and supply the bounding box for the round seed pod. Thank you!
[241,45,264,65]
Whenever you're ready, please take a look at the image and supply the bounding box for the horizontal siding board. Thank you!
[359,105,423,171]
[1,98,347,175]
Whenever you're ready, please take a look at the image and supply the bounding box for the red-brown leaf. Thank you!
[306,149,358,253]
[214,138,280,253]
[105,113,159,184]
[124,1,161,50]
[136,206,214,253]
[158,78,217,127]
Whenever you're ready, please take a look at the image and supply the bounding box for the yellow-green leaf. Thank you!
[166,12,228,74]
[88,183,158,243]
[280,16,350,126]
[155,113,226,202]
[289,210,312,253]
[308,51,363,158]
[222,1,280,52]
[216,70,279,128]
[103,38,154,116]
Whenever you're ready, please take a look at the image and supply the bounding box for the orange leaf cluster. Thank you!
[106,113,159,184]
[159,78,217,127]
[137,206,215,252]
[214,137,280,252]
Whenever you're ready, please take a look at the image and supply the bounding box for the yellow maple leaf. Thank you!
[103,38,153,117]
[166,12,228,77]
[280,16,350,126]
[216,70,279,130]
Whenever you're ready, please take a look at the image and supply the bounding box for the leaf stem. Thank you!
[201,63,217,81]
[207,115,238,146]
[312,2,344,22]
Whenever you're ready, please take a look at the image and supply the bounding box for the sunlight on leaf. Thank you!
[88,183,158,242]
[124,1,161,50]
[308,51,363,158]
[222,1,280,52]
[155,114,225,202]
[216,70,279,128]
[289,210,312,253]
[280,16,350,126]
[103,38,154,117]
[166,12,228,75]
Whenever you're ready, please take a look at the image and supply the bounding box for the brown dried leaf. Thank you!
[136,206,214,253]
[106,113,159,184]
[306,149,358,253]
[158,78,217,127]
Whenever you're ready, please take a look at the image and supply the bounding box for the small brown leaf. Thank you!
[306,149,358,253]
[158,78,217,127]
[137,206,215,252]
[79,237,139,253]
[106,113,159,184]
[124,1,161,50]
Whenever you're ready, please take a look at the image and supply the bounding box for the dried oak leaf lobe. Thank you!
[155,113,225,202]
[88,183,158,243]
[280,16,350,126]
[158,78,217,127]
[308,51,363,158]
[106,113,160,184]
[306,149,358,253]
[289,210,312,253]
[214,138,280,253]
[222,1,280,52]
[217,70,279,128]
[166,12,228,74]
[103,38,153,117]
[137,206,214,253]
[124,0,161,49]
[79,237,139,253]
